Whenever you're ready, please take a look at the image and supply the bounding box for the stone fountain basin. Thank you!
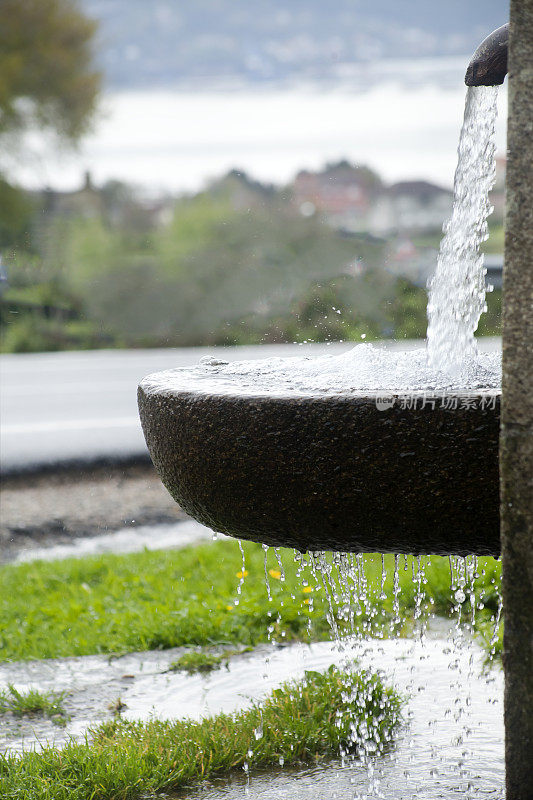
[138,367,500,557]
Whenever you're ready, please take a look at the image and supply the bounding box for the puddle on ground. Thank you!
[8,519,220,564]
[0,632,503,799]
[172,754,503,800]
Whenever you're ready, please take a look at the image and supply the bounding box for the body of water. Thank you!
[11,77,507,195]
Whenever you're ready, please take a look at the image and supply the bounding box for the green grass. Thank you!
[0,541,502,663]
[0,664,402,800]
[0,684,68,725]
[482,223,505,254]
[168,647,251,675]
[476,617,504,665]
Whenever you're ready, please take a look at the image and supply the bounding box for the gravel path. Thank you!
[0,462,185,559]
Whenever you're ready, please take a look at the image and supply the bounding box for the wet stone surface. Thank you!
[139,371,501,556]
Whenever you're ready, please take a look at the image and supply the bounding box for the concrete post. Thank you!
[501,1,533,797]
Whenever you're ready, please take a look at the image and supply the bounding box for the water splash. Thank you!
[172,341,501,398]
[427,85,499,374]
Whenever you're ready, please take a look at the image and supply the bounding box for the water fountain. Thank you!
[139,5,532,798]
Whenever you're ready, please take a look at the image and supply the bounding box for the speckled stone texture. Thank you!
[501,2,533,797]
[138,378,500,557]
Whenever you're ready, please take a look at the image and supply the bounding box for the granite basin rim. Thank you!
[138,366,501,402]
[138,370,501,557]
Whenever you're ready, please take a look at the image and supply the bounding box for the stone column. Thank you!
[501,1,533,797]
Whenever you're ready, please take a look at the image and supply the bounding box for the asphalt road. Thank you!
[1,339,500,473]
[0,343,348,473]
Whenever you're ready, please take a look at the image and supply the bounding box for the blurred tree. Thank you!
[0,0,101,249]
[0,177,36,248]
[0,0,101,143]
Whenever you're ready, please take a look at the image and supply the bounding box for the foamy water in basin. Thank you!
[141,343,501,398]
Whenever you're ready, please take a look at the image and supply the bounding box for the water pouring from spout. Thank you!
[426,24,509,376]
[426,85,499,375]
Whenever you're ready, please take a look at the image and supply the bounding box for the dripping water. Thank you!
[308,551,341,643]
[238,545,503,798]
[234,540,247,605]
[391,554,401,634]
[490,568,503,655]
[274,548,286,582]
[262,544,272,602]
[379,554,387,601]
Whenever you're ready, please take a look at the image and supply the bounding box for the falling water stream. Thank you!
[426,86,499,374]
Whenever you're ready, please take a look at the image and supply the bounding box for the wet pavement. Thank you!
[9,518,220,564]
[0,633,504,799]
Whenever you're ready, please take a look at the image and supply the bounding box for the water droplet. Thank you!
[262,544,272,602]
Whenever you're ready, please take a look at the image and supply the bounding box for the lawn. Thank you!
[0,540,502,662]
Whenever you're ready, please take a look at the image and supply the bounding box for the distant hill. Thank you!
[83,0,508,90]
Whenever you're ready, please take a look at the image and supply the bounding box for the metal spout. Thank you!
[465,23,509,86]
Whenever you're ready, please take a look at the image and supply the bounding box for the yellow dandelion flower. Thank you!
[302,586,313,593]
[268,569,282,580]
[303,599,311,605]
[236,570,249,579]
[226,605,234,611]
